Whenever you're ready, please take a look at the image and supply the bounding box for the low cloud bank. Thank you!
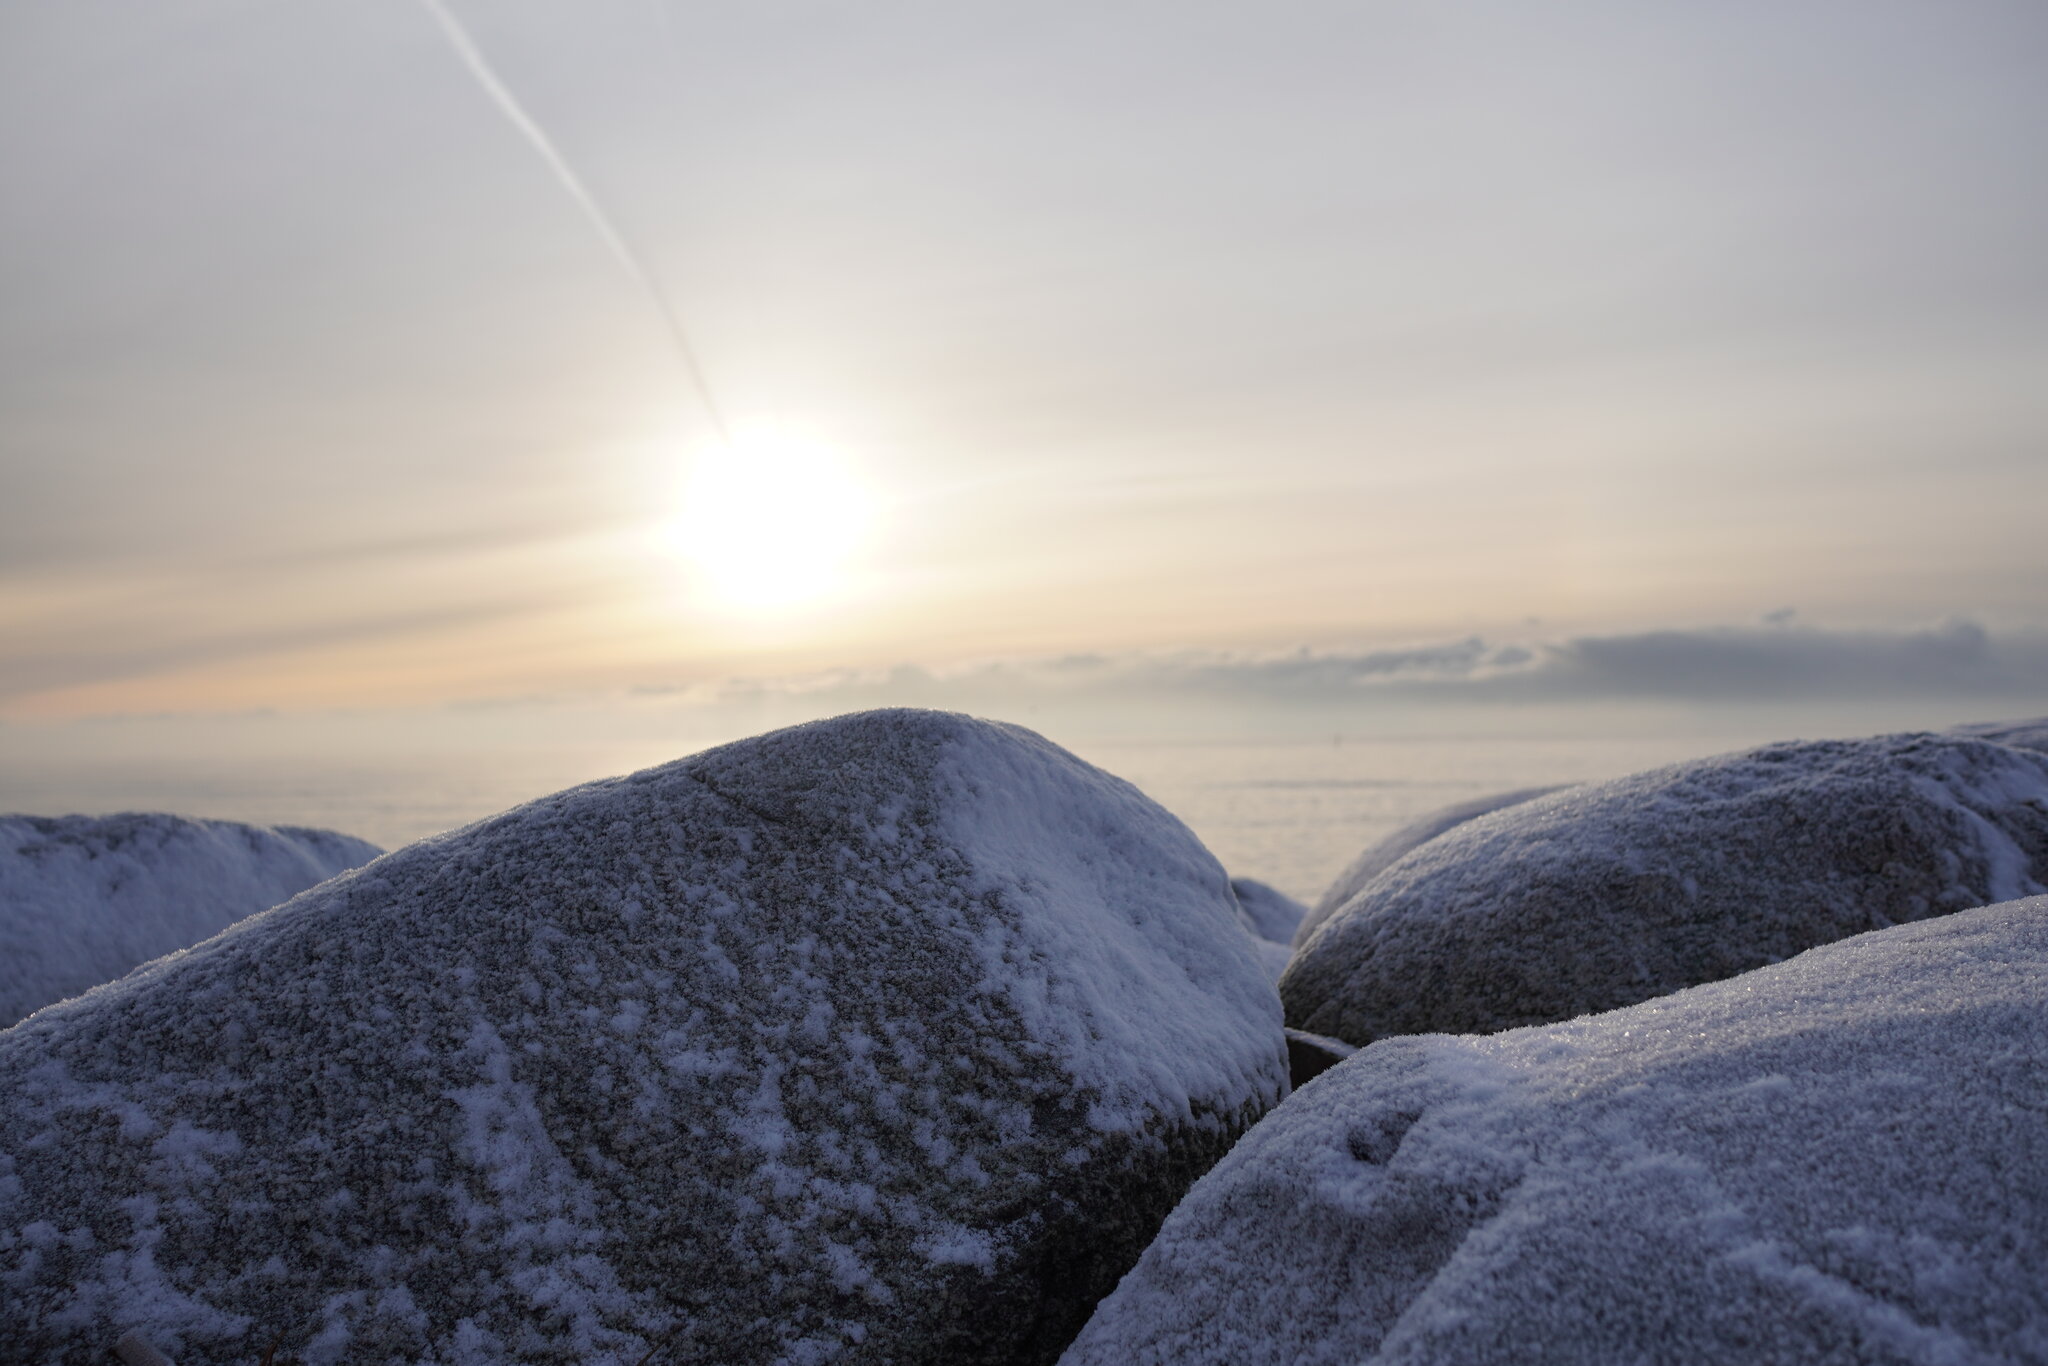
[686,619,2048,712]
[1537,619,2042,700]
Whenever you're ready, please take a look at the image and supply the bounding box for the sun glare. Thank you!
[666,429,876,612]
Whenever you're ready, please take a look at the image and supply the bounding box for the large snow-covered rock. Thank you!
[1291,787,1563,948]
[1229,878,1305,982]
[1229,878,1304,946]
[1063,897,2048,1366]
[1284,733,2048,1044]
[0,813,381,1027]
[0,710,1286,1366]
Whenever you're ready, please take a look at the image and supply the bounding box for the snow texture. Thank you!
[1949,714,2048,755]
[1291,787,1564,948]
[1284,733,2048,1044]
[0,710,1287,1366]
[0,814,381,1027]
[1063,897,2048,1366]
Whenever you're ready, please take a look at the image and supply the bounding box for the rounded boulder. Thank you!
[0,710,1287,1365]
[1066,897,2048,1365]
[1283,733,2048,1044]
[0,813,381,1026]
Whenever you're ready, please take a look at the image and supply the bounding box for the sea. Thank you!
[5,706,1962,904]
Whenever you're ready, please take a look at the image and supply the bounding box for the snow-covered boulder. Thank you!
[1229,878,1304,945]
[1230,878,1305,981]
[0,813,381,1027]
[1949,714,2048,754]
[1291,787,1563,948]
[1063,897,2048,1366]
[1283,733,2048,1045]
[0,710,1286,1366]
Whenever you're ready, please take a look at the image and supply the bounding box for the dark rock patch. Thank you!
[1282,1028,1356,1087]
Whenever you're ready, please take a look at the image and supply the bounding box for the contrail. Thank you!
[413,0,730,443]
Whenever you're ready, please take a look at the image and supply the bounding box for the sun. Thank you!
[666,428,877,612]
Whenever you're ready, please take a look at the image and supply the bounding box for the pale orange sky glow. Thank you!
[4,1,2047,726]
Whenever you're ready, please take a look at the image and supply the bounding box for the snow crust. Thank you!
[1285,733,2048,1043]
[0,710,1285,1365]
[0,814,381,1026]
[1064,897,2048,1365]
[1291,787,1564,948]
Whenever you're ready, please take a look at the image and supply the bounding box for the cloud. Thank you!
[24,615,2044,726]
[1529,619,2038,701]
[412,0,729,440]
[677,618,2048,713]
[0,600,543,704]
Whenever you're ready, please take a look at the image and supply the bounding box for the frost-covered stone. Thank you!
[1228,878,1305,945]
[1229,879,1303,980]
[1283,733,2048,1044]
[0,813,381,1026]
[1291,787,1563,948]
[1064,898,2048,1366]
[0,710,1286,1366]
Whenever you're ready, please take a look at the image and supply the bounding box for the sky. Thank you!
[3,0,2047,731]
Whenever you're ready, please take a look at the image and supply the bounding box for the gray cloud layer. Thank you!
[692,619,2048,711]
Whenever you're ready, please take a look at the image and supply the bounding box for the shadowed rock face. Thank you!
[1291,788,1565,949]
[1282,733,2048,1046]
[0,813,382,1026]
[1063,899,2048,1366]
[1281,1028,1355,1087]
[0,710,1287,1366]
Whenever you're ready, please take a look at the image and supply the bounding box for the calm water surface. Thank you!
[0,728,1791,904]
